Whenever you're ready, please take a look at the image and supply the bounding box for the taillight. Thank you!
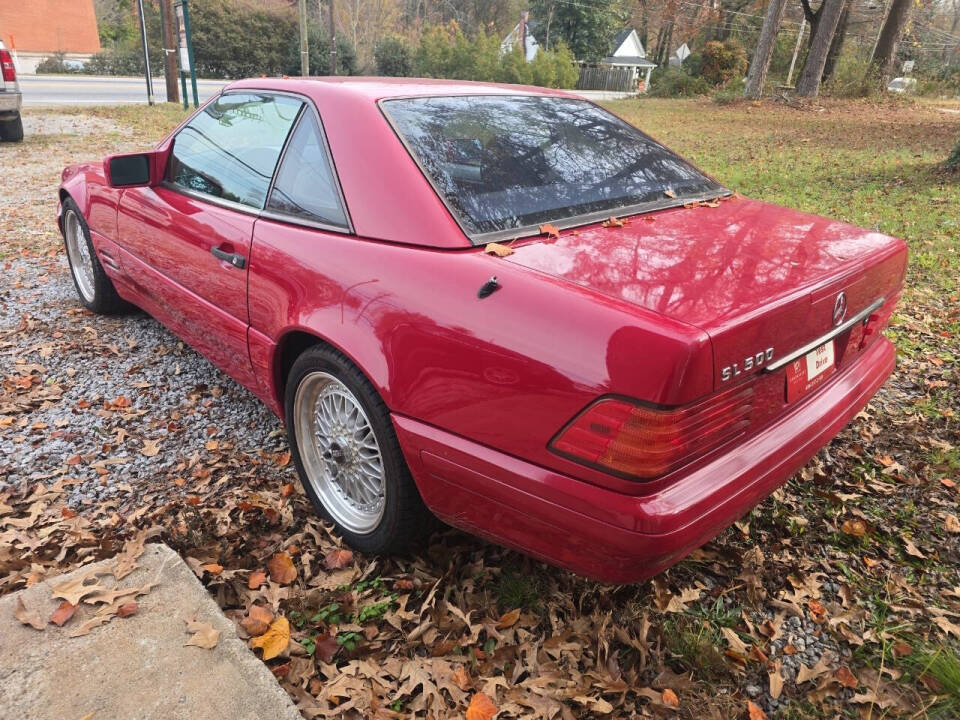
[861,292,900,347]
[0,50,15,82]
[550,385,754,480]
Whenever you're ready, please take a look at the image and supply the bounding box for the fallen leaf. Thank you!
[267,552,297,584]
[664,189,677,198]
[945,514,960,533]
[313,631,340,663]
[117,602,138,618]
[14,597,45,630]
[835,666,859,689]
[248,571,267,589]
[495,607,521,630]
[452,665,473,691]
[52,571,104,605]
[184,617,220,649]
[49,601,77,627]
[602,216,626,228]
[747,700,768,720]
[661,688,679,707]
[141,439,160,457]
[241,604,274,636]
[903,536,926,559]
[538,223,560,239]
[841,518,868,537]
[484,242,514,257]
[324,548,353,570]
[201,563,223,575]
[769,663,784,699]
[250,616,290,661]
[465,692,497,720]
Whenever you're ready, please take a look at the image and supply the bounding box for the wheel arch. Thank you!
[271,328,389,417]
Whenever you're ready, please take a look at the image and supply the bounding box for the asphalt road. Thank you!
[20,74,228,106]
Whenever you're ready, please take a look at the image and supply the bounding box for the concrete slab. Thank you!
[0,544,303,720]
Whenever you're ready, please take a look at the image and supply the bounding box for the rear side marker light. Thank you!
[550,385,755,480]
[0,50,15,82]
[861,292,900,347]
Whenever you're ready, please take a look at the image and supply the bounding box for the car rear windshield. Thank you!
[381,95,724,238]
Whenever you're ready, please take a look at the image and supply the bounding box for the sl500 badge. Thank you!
[721,348,774,382]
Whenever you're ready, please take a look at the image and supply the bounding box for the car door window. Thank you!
[266,110,348,229]
[169,92,303,209]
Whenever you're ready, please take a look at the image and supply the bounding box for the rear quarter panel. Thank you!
[247,219,714,494]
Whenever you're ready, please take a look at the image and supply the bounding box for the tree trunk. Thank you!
[821,0,849,83]
[800,0,823,50]
[870,0,912,83]
[796,0,845,97]
[743,0,788,99]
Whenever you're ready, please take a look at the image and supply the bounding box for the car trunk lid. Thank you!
[504,198,907,391]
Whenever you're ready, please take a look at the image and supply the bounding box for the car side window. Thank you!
[168,93,303,209]
[266,110,348,229]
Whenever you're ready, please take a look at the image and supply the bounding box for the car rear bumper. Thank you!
[0,90,21,115]
[393,336,896,583]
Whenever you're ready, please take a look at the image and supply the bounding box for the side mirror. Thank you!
[104,150,164,188]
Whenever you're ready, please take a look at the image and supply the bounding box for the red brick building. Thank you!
[0,0,101,72]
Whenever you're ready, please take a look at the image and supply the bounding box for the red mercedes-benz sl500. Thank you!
[58,78,906,583]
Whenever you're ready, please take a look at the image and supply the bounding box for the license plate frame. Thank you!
[785,340,836,402]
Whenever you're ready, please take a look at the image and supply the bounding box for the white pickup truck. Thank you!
[0,39,23,142]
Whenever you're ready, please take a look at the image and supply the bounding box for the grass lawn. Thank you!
[2,96,959,719]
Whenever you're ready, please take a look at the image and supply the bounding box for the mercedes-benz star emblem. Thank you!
[832,291,848,326]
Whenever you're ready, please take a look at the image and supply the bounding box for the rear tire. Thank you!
[0,115,23,142]
[61,196,129,314]
[285,344,433,555]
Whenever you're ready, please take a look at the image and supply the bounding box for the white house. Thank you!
[500,15,540,62]
[602,28,656,91]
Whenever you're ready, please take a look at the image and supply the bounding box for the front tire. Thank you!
[0,115,23,142]
[61,197,128,314]
[285,344,432,554]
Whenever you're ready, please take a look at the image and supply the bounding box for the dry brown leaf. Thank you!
[69,614,114,638]
[141,439,160,457]
[267,552,297,584]
[324,548,353,570]
[835,666,859,689]
[721,626,749,655]
[664,189,677,198]
[661,688,679,707]
[796,655,833,684]
[248,571,267,589]
[117,602,139,618]
[83,582,155,606]
[451,665,473,691]
[50,601,77,627]
[250,616,290,661]
[495,607,521,630]
[602,216,627,228]
[184,617,220,650]
[538,223,560,239]
[14,597,45,630]
[484,242,515,257]
[945,514,960,533]
[903,536,926,559]
[52,571,105,605]
[747,700,768,720]
[201,563,223,575]
[769,663,784,700]
[841,518,868,537]
[465,692,497,720]
[241,604,274,636]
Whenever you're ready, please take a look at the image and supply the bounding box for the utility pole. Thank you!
[159,0,179,103]
[135,0,155,105]
[328,0,337,75]
[298,0,309,76]
[786,18,806,86]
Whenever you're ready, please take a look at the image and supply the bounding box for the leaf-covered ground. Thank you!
[1,97,959,719]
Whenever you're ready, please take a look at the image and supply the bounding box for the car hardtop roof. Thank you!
[224,76,583,104]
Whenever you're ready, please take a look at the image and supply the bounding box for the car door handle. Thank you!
[210,246,246,269]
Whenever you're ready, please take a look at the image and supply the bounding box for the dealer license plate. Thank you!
[785,341,835,402]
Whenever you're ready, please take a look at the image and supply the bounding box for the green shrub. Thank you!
[948,138,960,172]
[823,53,875,98]
[374,36,413,76]
[712,78,746,104]
[648,67,711,98]
[36,53,82,74]
[550,43,580,89]
[497,46,533,85]
[701,40,747,86]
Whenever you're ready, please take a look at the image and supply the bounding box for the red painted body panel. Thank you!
[58,77,907,582]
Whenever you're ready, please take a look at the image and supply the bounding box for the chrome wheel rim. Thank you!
[293,371,385,533]
[64,210,95,303]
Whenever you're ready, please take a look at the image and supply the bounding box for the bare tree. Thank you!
[744,0,788,99]
[821,0,849,82]
[795,0,845,96]
[870,0,913,83]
